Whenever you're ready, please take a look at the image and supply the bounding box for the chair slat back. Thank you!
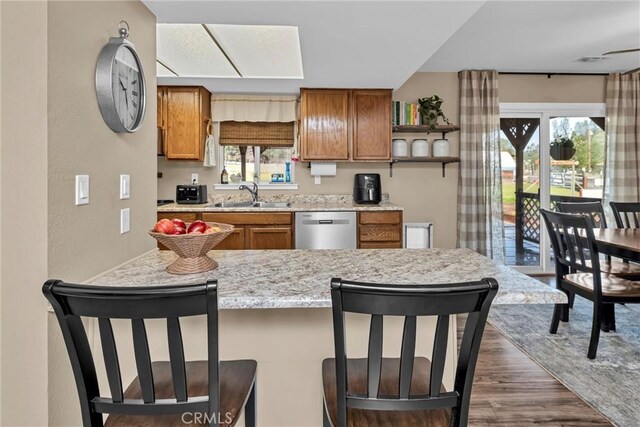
[610,202,640,229]
[541,209,604,294]
[556,201,607,228]
[43,280,219,427]
[330,278,498,427]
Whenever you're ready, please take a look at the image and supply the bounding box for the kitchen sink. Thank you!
[211,202,254,208]
[252,202,292,208]
[210,201,292,208]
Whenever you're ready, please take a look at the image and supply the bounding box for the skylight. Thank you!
[156,24,304,79]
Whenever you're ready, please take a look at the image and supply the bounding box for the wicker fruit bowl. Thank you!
[149,222,234,274]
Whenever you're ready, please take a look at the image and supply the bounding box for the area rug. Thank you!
[488,299,640,426]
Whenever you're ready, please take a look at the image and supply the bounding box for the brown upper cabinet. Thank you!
[300,88,392,162]
[158,86,211,161]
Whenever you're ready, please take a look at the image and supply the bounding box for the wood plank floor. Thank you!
[464,319,611,426]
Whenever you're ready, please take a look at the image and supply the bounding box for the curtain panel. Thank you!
[457,70,505,262]
[604,72,640,204]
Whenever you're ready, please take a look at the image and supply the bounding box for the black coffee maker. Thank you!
[353,173,382,204]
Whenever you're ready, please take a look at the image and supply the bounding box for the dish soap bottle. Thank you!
[285,161,291,183]
[221,167,229,184]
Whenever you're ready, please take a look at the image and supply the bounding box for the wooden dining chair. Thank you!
[541,209,640,358]
[323,277,499,427]
[610,202,640,229]
[556,201,640,280]
[43,280,256,427]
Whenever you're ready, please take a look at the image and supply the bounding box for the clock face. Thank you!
[112,46,143,130]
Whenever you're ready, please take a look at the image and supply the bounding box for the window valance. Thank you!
[211,94,298,122]
[219,121,295,147]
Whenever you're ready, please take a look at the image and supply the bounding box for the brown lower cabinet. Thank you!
[358,211,403,249]
[202,212,293,250]
[157,210,403,250]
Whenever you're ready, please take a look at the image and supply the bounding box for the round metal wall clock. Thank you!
[95,22,146,133]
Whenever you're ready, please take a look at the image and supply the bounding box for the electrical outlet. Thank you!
[75,175,89,205]
[120,208,130,234]
[120,174,130,199]
[191,173,199,184]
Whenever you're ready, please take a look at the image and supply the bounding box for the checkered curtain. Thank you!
[604,72,640,206]
[457,70,505,262]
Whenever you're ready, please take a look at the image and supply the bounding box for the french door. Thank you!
[499,103,606,274]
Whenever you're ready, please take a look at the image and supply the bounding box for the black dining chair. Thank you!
[556,201,640,281]
[43,280,256,427]
[323,277,499,427]
[541,209,640,359]
[610,202,640,229]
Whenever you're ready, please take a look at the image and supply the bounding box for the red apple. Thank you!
[171,218,186,229]
[154,219,176,234]
[173,226,186,235]
[187,220,207,234]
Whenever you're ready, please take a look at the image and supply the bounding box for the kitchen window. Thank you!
[218,121,296,185]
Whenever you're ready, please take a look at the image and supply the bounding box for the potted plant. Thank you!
[418,95,452,129]
[550,136,576,160]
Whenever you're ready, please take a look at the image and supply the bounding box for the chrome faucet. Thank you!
[239,182,259,203]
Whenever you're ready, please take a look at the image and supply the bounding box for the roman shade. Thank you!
[219,121,295,147]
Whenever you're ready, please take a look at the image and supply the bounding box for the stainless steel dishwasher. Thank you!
[295,211,357,249]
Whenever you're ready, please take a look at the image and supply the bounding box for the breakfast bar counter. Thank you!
[88,248,565,306]
[80,248,564,426]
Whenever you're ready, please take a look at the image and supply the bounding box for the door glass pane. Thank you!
[500,118,541,267]
[549,117,605,202]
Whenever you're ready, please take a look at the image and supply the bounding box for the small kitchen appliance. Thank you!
[353,173,382,205]
[176,184,207,204]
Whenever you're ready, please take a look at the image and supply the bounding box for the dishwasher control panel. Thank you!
[294,211,357,249]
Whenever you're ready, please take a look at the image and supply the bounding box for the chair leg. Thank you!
[244,381,257,427]
[549,302,567,334]
[601,304,616,332]
[323,400,331,427]
[568,291,575,309]
[588,303,602,359]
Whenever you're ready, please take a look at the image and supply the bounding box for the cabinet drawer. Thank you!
[359,211,402,225]
[359,224,401,242]
[157,212,199,222]
[202,212,292,225]
[360,241,402,249]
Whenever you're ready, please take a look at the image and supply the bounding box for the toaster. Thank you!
[176,185,208,204]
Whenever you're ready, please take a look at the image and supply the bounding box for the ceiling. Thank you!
[143,1,640,94]
[421,1,640,73]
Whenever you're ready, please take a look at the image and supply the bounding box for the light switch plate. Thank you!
[120,174,130,199]
[75,175,89,205]
[120,208,130,234]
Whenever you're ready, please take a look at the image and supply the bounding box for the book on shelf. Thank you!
[392,101,421,126]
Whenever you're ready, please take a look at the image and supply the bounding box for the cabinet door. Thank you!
[216,227,246,250]
[247,227,292,249]
[351,89,392,160]
[300,89,350,161]
[165,87,203,160]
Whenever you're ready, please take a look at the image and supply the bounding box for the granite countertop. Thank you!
[88,248,566,309]
[157,193,402,213]
[157,201,402,212]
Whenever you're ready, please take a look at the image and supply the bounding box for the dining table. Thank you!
[594,228,640,262]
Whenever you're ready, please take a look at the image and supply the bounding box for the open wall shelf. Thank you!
[392,125,460,139]
[389,157,460,178]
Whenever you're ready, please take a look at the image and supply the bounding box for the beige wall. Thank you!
[46,2,157,425]
[158,72,607,248]
[499,74,606,103]
[1,1,156,425]
[0,1,49,425]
